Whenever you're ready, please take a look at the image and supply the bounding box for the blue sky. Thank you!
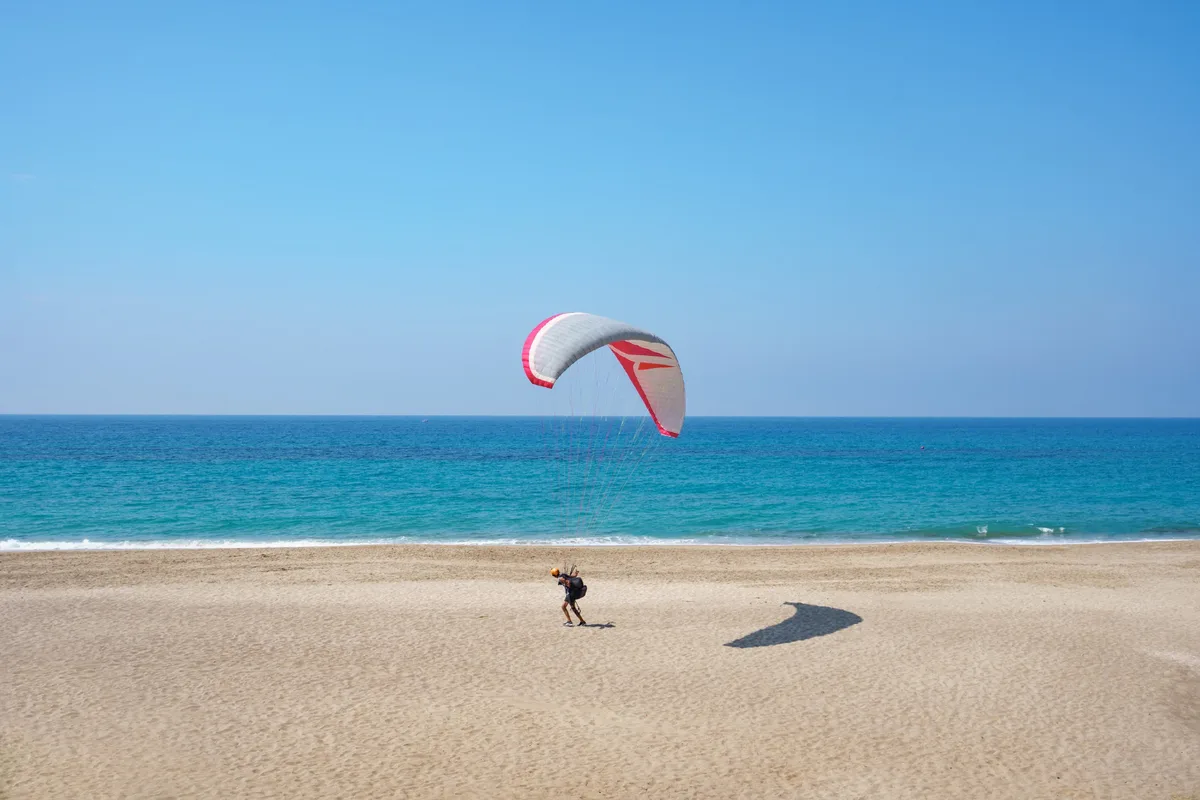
[3,1,1197,416]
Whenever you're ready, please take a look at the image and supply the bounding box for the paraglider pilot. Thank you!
[551,566,587,626]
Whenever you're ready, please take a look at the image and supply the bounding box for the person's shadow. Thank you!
[724,602,862,648]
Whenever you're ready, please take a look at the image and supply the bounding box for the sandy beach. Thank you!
[2,541,1198,799]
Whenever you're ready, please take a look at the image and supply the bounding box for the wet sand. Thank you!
[2,542,1198,799]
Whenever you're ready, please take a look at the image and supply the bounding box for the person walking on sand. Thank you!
[551,566,587,626]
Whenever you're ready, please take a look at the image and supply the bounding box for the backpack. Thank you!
[568,575,587,598]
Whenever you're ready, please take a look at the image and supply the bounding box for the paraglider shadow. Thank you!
[724,602,862,649]
[579,622,615,629]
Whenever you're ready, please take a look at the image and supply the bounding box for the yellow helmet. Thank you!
[550,568,560,577]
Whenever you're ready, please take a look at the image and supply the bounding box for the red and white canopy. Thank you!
[521,312,686,437]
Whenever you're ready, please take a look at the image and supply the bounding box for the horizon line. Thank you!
[2,414,1198,421]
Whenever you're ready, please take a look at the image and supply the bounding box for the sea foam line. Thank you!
[0,536,714,551]
[2,535,1197,552]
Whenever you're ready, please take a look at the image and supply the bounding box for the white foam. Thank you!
[984,536,1193,546]
[0,537,420,551]
[0,536,713,551]
[4,535,1195,552]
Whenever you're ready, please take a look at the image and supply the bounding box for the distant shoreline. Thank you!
[3,413,1199,419]
[4,535,1199,553]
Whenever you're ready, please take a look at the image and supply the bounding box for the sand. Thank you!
[2,542,1198,799]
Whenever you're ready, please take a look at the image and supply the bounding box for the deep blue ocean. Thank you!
[2,416,1198,549]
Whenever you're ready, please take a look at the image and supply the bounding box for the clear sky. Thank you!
[3,1,1198,416]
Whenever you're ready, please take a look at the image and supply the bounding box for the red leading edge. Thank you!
[521,313,563,389]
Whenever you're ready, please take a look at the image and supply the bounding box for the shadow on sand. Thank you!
[579,622,615,629]
[724,602,862,648]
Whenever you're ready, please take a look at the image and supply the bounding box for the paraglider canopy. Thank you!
[522,312,685,437]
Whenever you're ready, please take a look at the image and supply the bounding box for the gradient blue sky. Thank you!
[3,1,1198,416]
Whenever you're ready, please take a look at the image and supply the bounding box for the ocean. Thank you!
[1,416,1198,549]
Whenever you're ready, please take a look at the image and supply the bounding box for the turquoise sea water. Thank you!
[1,416,1198,549]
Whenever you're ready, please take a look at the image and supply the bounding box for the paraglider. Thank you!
[521,312,686,539]
[522,312,686,437]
